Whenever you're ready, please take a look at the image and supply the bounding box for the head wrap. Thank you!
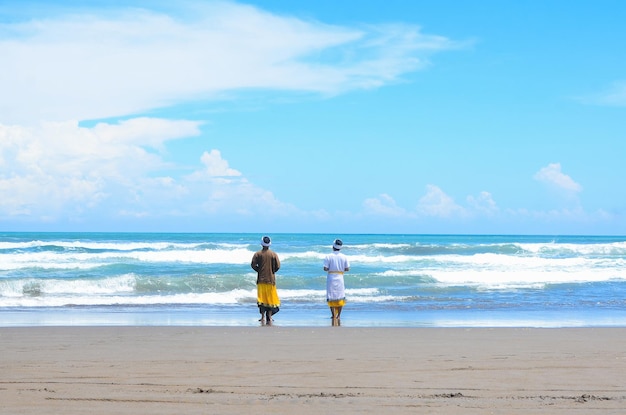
[333,239,343,250]
[261,236,272,247]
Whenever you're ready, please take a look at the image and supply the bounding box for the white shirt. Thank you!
[324,251,350,272]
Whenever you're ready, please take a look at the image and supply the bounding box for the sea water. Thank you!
[1,232,625,327]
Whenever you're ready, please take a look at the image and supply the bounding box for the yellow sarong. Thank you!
[327,298,346,307]
[257,283,280,309]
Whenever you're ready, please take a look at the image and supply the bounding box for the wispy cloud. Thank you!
[0,1,457,124]
[576,81,626,107]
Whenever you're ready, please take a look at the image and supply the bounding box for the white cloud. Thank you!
[534,163,582,193]
[0,118,201,219]
[363,193,409,217]
[359,189,500,223]
[197,178,295,216]
[0,117,304,223]
[199,150,242,178]
[466,191,498,215]
[416,185,466,218]
[0,1,457,124]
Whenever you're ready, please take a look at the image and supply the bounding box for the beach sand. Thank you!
[1,326,625,414]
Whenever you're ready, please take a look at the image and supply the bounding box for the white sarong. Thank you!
[326,272,345,302]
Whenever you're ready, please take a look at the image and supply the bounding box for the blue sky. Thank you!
[1,0,625,235]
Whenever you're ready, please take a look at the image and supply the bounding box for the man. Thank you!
[251,236,281,324]
[323,238,350,321]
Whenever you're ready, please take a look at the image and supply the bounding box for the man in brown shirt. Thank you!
[251,236,281,324]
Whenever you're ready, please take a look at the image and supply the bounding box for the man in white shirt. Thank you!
[323,239,350,321]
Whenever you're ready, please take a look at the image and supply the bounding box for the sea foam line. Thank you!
[0,287,385,307]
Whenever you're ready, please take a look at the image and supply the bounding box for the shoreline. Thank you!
[3,305,626,328]
[2,326,625,414]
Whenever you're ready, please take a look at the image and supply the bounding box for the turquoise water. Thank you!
[1,232,625,327]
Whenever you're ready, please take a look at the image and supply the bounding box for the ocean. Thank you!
[1,232,625,327]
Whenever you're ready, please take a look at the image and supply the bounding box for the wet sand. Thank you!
[1,326,625,414]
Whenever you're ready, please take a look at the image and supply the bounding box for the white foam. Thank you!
[516,241,626,256]
[0,282,388,307]
[0,248,258,270]
[0,240,207,251]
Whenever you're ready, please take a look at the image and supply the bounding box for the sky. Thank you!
[1,0,625,235]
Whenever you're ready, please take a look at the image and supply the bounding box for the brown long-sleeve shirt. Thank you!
[251,248,280,285]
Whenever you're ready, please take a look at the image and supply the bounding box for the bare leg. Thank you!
[336,306,343,319]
